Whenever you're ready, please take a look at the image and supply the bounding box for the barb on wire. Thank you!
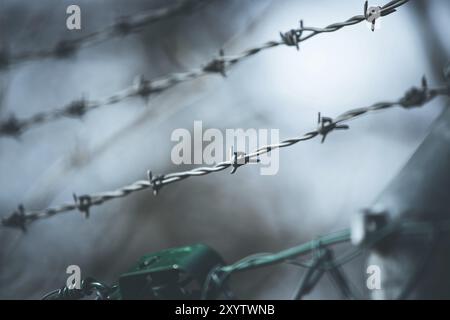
[0,0,209,70]
[148,171,165,196]
[325,250,356,299]
[317,112,349,143]
[290,246,357,300]
[280,20,304,51]
[1,205,27,232]
[292,245,329,299]
[0,115,23,137]
[0,0,410,139]
[1,77,449,231]
[73,193,92,218]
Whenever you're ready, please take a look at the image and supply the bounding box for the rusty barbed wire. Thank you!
[0,0,210,71]
[0,0,410,139]
[2,77,449,231]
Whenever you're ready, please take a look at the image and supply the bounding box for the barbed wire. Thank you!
[41,217,450,300]
[0,0,410,138]
[0,0,210,71]
[2,77,449,231]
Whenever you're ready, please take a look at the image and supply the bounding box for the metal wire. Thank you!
[1,79,449,231]
[292,247,330,299]
[0,0,210,71]
[42,277,117,300]
[201,219,450,300]
[0,0,410,138]
[39,219,450,300]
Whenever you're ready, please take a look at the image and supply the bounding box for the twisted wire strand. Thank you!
[0,0,410,138]
[1,78,449,231]
[0,0,209,70]
[0,70,211,138]
[201,219,450,300]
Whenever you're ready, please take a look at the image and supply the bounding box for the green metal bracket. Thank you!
[119,244,224,300]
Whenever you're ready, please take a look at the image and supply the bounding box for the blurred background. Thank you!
[0,0,449,299]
